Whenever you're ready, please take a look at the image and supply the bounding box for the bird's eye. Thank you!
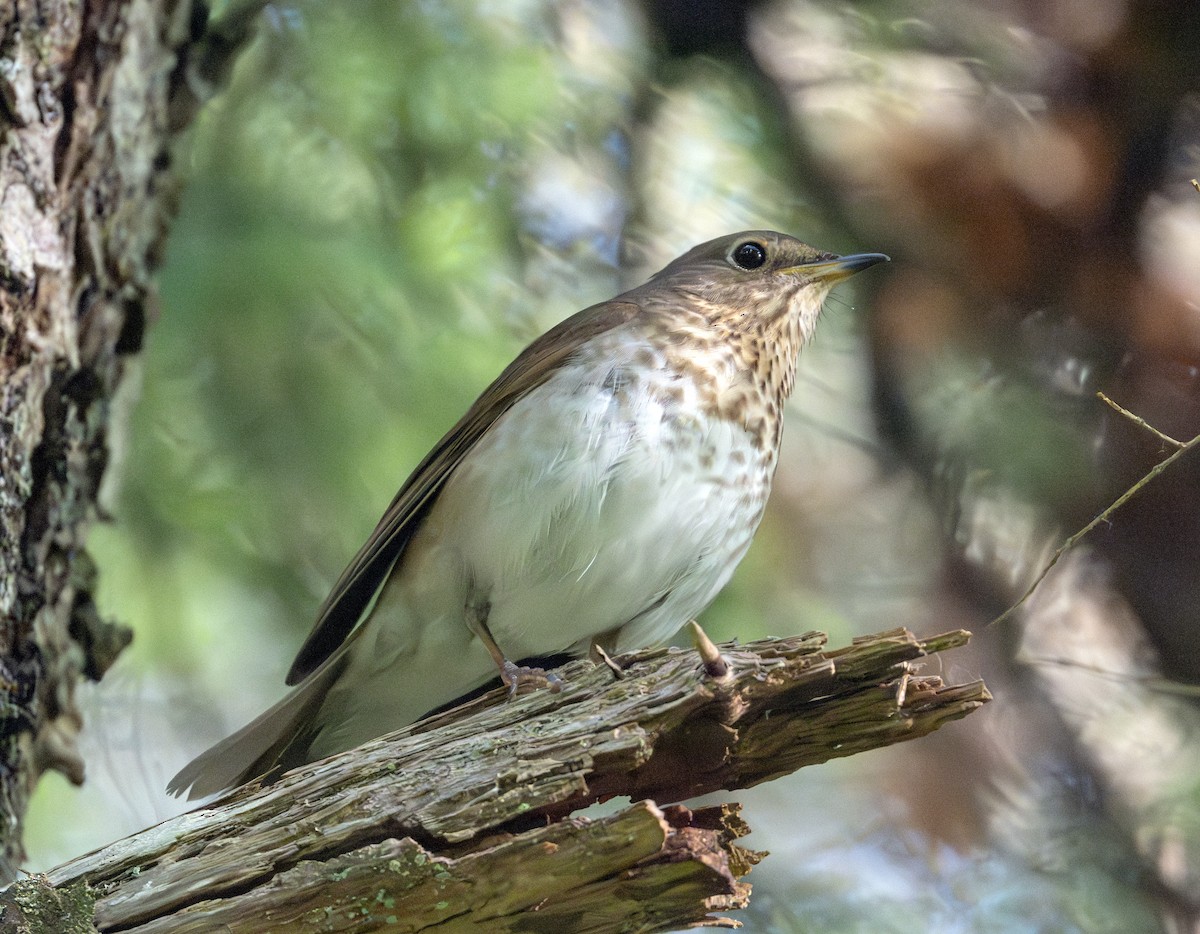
[732,241,767,270]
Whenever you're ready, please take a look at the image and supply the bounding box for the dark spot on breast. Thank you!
[602,368,626,394]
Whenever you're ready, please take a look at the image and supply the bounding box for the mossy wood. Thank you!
[4,627,988,932]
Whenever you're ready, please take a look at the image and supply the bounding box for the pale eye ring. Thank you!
[732,241,767,270]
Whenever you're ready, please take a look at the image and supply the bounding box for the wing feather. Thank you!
[285,300,641,683]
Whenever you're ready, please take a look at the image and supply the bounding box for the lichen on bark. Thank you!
[0,0,198,878]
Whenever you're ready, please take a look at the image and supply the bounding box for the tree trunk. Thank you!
[0,0,252,881]
[2,628,988,932]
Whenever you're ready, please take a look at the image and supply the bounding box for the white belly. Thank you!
[311,333,773,756]
[435,339,772,656]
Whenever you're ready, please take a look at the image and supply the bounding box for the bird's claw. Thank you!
[501,660,564,696]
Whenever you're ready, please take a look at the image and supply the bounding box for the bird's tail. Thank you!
[166,650,349,800]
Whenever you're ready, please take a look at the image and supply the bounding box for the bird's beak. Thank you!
[779,252,890,284]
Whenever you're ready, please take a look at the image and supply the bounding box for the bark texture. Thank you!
[5,628,988,932]
[0,0,204,879]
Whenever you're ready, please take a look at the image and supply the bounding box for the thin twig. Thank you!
[988,398,1200,629]
[1097,391,1185,449]
[1020,654,1200,697]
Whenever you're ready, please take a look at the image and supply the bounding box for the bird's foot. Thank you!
[501,660,564,696]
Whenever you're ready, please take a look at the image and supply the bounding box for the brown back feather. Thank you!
[285,300,642,684]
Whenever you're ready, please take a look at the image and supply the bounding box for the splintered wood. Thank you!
[23,628,986,933]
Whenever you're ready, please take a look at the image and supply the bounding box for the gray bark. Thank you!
[4,628,988,932]
[0,0,259,882]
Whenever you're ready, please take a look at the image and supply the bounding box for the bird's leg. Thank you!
[465,600,563,695]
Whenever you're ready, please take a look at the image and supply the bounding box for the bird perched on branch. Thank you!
[168,231,887,799]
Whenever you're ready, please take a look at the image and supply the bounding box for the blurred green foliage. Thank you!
[108,0,586,667]
[92,0,846,694]
[31,0,856,868]
[26,3,1179,931]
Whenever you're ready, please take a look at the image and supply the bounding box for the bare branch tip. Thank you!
[591,643,626,679]
[1096,391,1185,449]
[689,621,729,679]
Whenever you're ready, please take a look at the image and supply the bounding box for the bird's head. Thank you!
[646,230,889,339]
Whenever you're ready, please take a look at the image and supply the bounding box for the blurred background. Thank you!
[24,0,1200,930]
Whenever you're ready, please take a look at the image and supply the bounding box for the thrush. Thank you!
[168,230,888,798]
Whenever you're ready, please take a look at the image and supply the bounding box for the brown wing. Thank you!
[285,299,643,684]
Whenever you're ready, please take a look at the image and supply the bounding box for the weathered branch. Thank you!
[6,627,988,932]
